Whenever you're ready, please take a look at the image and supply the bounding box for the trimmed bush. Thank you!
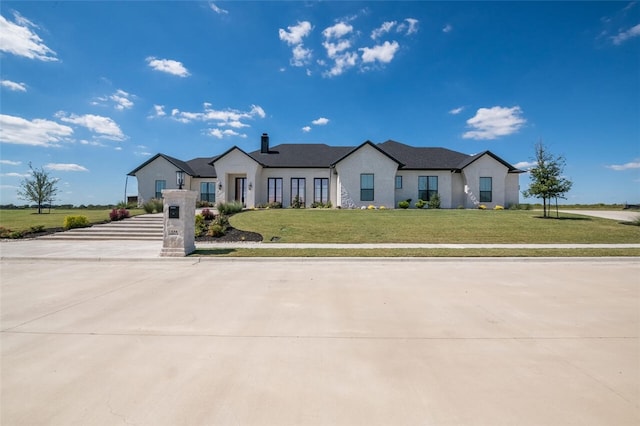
[428,193,441,209]
[63,215,89,230]
[142,198,164,214]
[415,199,426,209]
[217,201,244,215]
[201,208,215,220]
[207,223,225,237]
[310,201,332,208]
[109,208,130,221]
[478,204,487,210]
[494,205,504,210]
[398,200,410,209]
[195,214,207,237]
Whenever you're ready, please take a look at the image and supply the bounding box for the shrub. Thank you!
[311,201,332,208]
[457,205,465,209]
[428,193,441,209]
[217,201,244,215]
[196,200,214,208]
[30,225,46,233]
[207,223,225,237]
[195,214,207,237]
[494,205,504,210]
[63,215,89,230]
[379,206,386,209]
[109,208,130,221]
[201,208,215,220]
[142,198,164,213]
[367,205,376,210]
[478,204,487,210]
[398,200,410,209]
[415,199,426,209]
[291,195,304,209]
[0,226,11,238]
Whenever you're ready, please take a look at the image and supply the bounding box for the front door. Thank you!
[235,177,246,206]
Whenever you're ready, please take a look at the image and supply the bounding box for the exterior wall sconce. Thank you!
[248,182,253,191]
[176,170,185,190]
[218,182,223,190]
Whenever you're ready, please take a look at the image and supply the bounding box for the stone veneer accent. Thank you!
[160,189,197,257]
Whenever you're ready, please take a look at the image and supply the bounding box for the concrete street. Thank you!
[1,257,638,425]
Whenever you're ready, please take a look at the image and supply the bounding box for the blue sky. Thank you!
[1,1,638,206]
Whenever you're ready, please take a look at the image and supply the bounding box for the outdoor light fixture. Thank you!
[176,170,185,190]
[218,182,223,190]
[248,182,253,191]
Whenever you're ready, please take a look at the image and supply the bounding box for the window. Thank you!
[155,180,166,198]
[268,178,283,203]
[291,178,306,205]
[314,178,329,204]
[395,175,403,189]
[200,182,216,203]
[360,173,374,201]
[479,177,492,202]
[418,176,438,201]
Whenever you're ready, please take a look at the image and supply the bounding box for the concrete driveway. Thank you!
[1,258,639,425]
[558,209,640,221]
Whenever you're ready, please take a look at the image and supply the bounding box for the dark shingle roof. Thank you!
[248,144,353,167]
[186,156,217,177]
[377,140,472,170]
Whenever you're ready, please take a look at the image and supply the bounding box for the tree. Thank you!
[522,141,573,218]
[17,163,60,214]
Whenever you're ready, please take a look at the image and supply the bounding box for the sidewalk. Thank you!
[1,238,639,260]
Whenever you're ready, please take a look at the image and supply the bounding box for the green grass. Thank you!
[0,208,145,233]
[229,209,640,244]
[193,248,640,257]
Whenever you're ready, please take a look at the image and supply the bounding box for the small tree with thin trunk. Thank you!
[522,141,573,218]
[17,163,60,214]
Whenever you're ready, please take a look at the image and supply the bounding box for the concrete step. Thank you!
[40,214,165,241]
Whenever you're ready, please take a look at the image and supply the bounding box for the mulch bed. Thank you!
[196,227,263,243]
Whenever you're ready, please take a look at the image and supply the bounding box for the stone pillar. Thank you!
[160,189,197,257]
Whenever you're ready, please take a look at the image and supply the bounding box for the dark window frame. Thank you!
[418,176,438,201]
[360,173,374,202]
[479,177,492,202]
[155,180,166,199]
[267,177,283,204]
[314,178,329,204]
[291,177,306,205]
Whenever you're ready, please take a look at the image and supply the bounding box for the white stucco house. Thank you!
[128,134,523,209]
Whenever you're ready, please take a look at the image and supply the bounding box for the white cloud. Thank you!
[449,106,464,115]
[55,112,126,141]
[0,159,21,166]
[146,57,190,77]
[209,2,228,14]
[0,11,58,61]
[152,104,166,117]
[611,23,640,45]
[302,126,311,133]
[0,114,73,147]
[169,103,266,130]
[323,40,351,58]
[279,21,312,45]
[397,18,419,35]
[207,128,247,139]
[463,106,526,140]
[324,51,358,77]
[44,163,89,172]
[1,79,27,92]
[2,172,30,178]
[513,161,536,170]
[312,117,329,125]
[442,24,453,33]
[606,160,640,171]
[110,89,134,110]
[323,22,353,39]
[371,21,396,40]
[291,44,312,66]
[360,40,400,64]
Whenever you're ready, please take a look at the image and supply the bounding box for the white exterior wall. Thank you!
[505,173,521,207]
[394,171,456,208]
[335,144,398,209]
[451,172,466,208]
[461,155,509,208]
[133,157,188,205]
[213,149,260,208]
[259,168,332,207]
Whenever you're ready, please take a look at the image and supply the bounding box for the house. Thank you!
[127,133,523,209]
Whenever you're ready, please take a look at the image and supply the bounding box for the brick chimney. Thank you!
[261,133,269,154]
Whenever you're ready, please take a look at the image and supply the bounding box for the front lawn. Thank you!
[229,209,640,244]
